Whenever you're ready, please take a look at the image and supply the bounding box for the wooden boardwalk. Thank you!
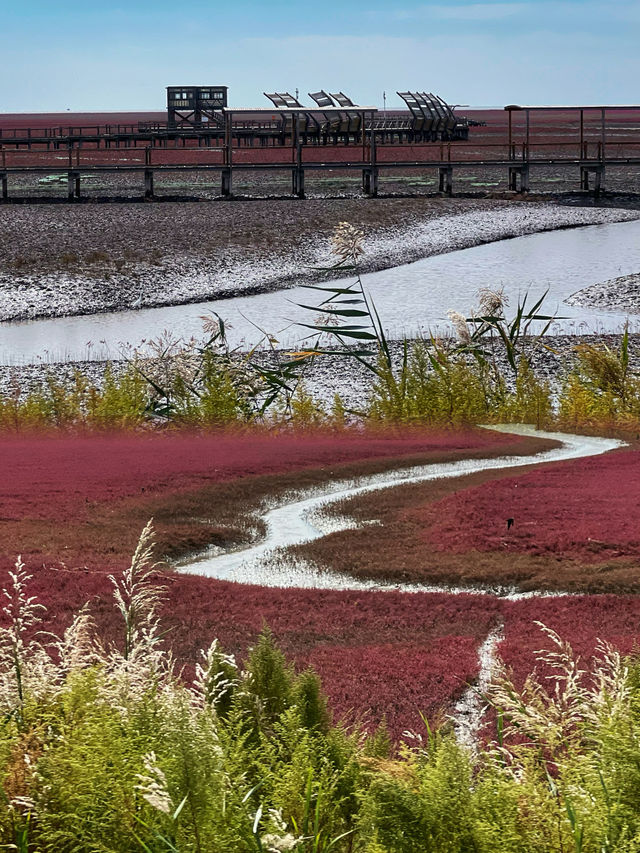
[2,104,640,200]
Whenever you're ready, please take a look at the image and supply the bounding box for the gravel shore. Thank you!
[568,273,640,314]
[0,198,637,322]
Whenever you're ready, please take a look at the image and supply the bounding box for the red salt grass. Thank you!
[8,428,639,737]
[499,595,640,690]
[0,427,516,737]
[14,564,640,737]
[420,449,640,563]
[0,428,509,524]
[19,565,500,738]
[156,579,501,736]
[302,639,482,736]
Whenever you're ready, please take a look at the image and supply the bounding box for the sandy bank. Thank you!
[568,273,640,314]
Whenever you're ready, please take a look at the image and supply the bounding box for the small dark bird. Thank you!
[507,517,514,530]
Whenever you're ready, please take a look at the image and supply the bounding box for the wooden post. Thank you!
[222,109,233,197]
[368,112,378,197]
[0,173,7,201]
[292,110,298,164]
[594,165,604,197]
[580,166,589,191]
[295,138,304,198]
[68,171,80,200]
[144,169,154,199]
[509,165,529,193]
[438,166,453,195]
[221,168,232,197]
[224,110,232,167]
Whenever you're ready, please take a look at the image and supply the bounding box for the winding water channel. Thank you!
[177,425,623,597]
[3,218,640,364]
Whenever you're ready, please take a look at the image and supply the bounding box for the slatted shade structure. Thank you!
[264,92,305,108]
[309,91,336,108]
[330,92,356,107]
[397,91,469,141]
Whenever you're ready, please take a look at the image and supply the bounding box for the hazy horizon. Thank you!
[4,0,639,113]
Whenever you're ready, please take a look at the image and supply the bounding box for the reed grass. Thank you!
[0,223,638,434]
[3,529,640,850]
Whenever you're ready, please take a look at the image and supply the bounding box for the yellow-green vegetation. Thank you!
[3,527,640,851]
[558,327,640,431]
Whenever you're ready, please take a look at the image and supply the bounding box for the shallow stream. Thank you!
[3,218,640,363]
[176,425,623,596]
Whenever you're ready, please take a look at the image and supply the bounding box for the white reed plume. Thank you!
[109,520,165,661]
[52,603,99,675]
[487,622,630,772]
[477,286,508,316]
[331,222,365,263]
[136,752,173,815]
[0,560,52,711]
[193,639,239,710]
[446,310,472,344]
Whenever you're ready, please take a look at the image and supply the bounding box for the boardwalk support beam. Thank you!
[67,171,80,201]
[144,169,154,199]
[221,167,233,197]
[292,166,305,198]
[438,166,453,195]
[292,138,305,198]
[362,167,379,197]
[580,164,605,196]
[508,164,530,193]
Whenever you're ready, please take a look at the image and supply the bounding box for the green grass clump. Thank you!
[559,327,640,432]
[4,529,640,849]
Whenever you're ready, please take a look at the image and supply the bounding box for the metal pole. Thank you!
[369,110,378,196]
[222,110,233,196]
[225,111,233,167]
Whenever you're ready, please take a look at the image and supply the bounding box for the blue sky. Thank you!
[4,0,639,112]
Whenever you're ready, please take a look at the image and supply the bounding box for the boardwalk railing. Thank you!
[2,104,640,200]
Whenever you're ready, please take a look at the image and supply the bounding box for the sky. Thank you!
[4,0,640,113]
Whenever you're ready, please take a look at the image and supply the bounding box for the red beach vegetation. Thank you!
[423,448,640,564]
